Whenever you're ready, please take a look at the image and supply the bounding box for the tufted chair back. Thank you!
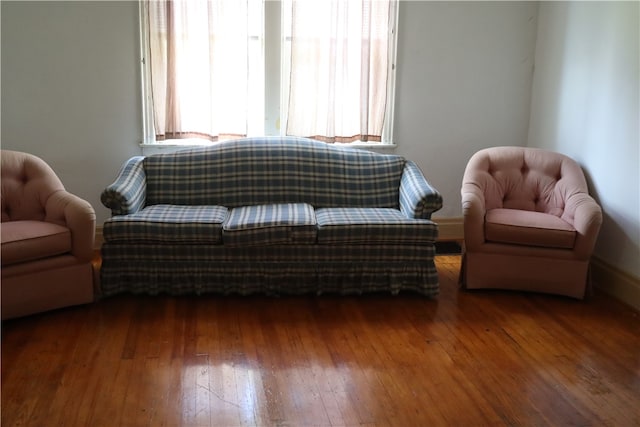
[463,146,590,224]
[1,150,65,223]
[1,149,96,264]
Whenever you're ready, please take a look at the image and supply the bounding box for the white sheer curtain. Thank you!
[146,0,261,141]
[144,0,394,144]
[284,0,394,143]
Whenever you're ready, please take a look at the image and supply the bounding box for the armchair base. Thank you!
[460,251,590,299]
[2,259,94,320]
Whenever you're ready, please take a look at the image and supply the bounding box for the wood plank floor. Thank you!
[2,255,639,426]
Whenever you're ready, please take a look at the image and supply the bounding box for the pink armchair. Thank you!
[460,146,602,299]
[1,150,96,319]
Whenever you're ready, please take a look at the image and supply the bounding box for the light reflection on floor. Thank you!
[178,361,375,426]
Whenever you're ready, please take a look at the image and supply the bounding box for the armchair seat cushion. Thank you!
[1,220,71,266]
[485,208,576,249]
[104,204,228,244]
[223,203,317,247]
[316,208,438,245]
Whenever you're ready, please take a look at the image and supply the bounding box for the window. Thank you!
[140,0,398,145]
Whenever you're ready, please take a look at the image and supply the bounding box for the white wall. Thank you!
[394,1,539,218]
[528,1,640,279]
[1,1,142,223]
[1,1,538,224]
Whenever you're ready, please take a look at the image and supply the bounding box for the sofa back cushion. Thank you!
[143,137,405,209]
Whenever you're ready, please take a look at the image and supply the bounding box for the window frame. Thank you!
[138,0,399,149]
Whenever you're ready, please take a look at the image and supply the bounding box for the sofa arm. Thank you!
[461,182,487,251]
[101,156,147,216]
[563,193,603,259]
[45,190,96,262]
[399,161,443,219]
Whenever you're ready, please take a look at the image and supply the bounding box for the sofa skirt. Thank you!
[99,243,439,297]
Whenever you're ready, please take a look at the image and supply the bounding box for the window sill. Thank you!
[139,140,397,156]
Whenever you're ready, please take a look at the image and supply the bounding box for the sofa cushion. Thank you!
[316,208,438,245]
[223,203,317,247]
[143,137,406,209]
[1,220,71,266]
[485,208,576,249]
[103,204,228,244]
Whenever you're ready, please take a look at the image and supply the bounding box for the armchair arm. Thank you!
[399,160,443,219]
[461,182,487,251]
[45,190,96,262]
[563,193,602,259]
[100,156,147,216]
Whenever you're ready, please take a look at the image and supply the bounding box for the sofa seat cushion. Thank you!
[223,203,317,247]
[316,208,438,245]
[1,220,71,266]
[485,208,576,249]
[103,204,228,244]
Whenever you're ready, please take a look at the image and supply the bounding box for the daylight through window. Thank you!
[140,0,398,145]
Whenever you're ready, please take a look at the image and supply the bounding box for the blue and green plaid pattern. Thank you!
[399,160,443,219]
[104,204,228,244]
[143,137,406,208]
[100,243,439,297]
[223,203,317,246]
[99,136,443,298]
[101,156,147,215]
[316,208,438,244]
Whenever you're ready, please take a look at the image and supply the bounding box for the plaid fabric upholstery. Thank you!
[99,136,443,298]
[399,160,443,219]
[143,137,406,208]
[102,242,433,263]
[104,204,228,244]
[101,156,147,215]
[316,208,438,244]
[100,243,438,297]
[223,203,317,246]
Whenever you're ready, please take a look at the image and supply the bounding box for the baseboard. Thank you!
[433,217,464,242]
[591,257,640,311]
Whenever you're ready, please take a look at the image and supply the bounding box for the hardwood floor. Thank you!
[2,255,639,426]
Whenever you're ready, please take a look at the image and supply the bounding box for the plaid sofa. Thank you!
[100,137,443,297]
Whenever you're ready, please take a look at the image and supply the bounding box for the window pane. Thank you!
[283,0,395,143]
[145,0,263,142]
[141,0,396,145]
